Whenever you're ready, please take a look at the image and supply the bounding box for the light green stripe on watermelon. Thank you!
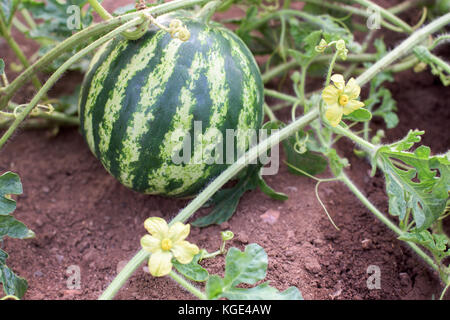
[83,41,128,154]
[220,31,259,153]
[145,51,207,195]
[191,35,229,164]
[98,31,165,170]
[118,38,184,188]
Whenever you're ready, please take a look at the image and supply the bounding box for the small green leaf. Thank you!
[0,263,28,298]
[0,58,4,75]
[224,244,267,287]
[326,148,348,177]
[0,0,19,27]
[221,282,303,300]
[0,215,34,239]
[343,108,372,122]
[205,244,302,300]
[0,172,23,215]
[172,253,209,282]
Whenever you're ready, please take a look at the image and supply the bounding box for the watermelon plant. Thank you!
[0,0,449,300]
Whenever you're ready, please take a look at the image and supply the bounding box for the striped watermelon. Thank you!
[78,15,264,197]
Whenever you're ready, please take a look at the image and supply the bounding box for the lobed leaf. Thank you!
[376,130,450,230]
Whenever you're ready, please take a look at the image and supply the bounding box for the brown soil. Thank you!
[0,1,449,300]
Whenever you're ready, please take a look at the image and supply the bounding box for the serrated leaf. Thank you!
[172,253,209,282]
[0,172,23,215]
[399,230,450,261]
[205,244,302,300]
[326,148,348,177]
[377,130,450,230]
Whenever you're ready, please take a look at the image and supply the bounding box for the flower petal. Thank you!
[144,217,168,238]
[171,241,200,264]
[322,85,339,105]
[342,99,365,115]
[330,74,345,90]
[325,103,343,127]
[344,78,361,100]
[148,250,173,277]
[168,222,190,243]
[140,235,161,253]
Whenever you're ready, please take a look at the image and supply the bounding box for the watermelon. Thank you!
[78,15,264,197]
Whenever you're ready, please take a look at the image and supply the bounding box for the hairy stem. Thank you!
[0,18,144,150]
[169,271,207,299]
[0,0,208,109]
[0,17,42,91]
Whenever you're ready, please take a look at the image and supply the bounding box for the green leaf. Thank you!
[221,282,303,300]
[0,172,23,216]
[205,244,302,300]
[192,165,260,227]
[343,108,372,122]
[224,244,267,287]
[376,130,450,230]
[0,0,19,27]
[0,58,4,75]
[0,215,34,239]
[399,230,450,261]
[255,171,288,201]
[0,262,28,299]
[172,253,209,282]
[326,148,349,177]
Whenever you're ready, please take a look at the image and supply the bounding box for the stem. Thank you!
[340,173,439,272]
[0,18,144,150]
[352,0,413,33]
[99,16,450,300]
[20,9,37,29]
[0,17,42,91]
[88,0,113,20]
[440,281,450,300]
[195,0,222,23]
[100,108,320,300]
[262,54,377,83]
[325,51,339,86]
[0,0,208,109]
[355,12,450,86]
[263,103,277,122]
[332,125,377,154]
[99,249,149,300]
[169,271,207,300]
[264,88,300,104]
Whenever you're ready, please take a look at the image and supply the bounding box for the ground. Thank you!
[0,0,449,300]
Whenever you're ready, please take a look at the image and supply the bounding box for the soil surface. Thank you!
[0,1,449,300]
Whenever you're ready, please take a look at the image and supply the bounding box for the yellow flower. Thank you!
[322,74,365,127]
[140,217,199,277]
